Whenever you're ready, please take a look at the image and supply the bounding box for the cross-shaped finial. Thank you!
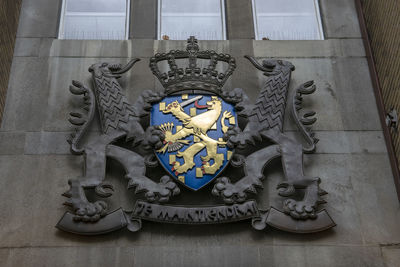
[186,36,199,52]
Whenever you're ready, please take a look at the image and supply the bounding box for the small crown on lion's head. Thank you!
[149,36,236,95]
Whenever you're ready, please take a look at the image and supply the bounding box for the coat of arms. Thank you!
[57,37,335,235]
[151,94,236,190]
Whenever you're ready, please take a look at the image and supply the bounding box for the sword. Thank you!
[179,95,203,108]
[157,95,204,154]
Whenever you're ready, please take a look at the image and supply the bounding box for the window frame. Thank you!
[251,0,324,40]
[58,0,131,40]
[157,0,227,40]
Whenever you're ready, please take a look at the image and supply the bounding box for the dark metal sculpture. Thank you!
[57,36,335,235]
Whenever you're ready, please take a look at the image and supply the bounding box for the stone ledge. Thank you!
[48,39,155,58]
[253,39,365,58]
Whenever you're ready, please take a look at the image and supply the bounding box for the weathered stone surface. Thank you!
[324,155,395,244]
[228,40,258,101]
[0,155,80,247]
[259,57,381,131]
[225,0,255,39]
[259,245,385,267]
[253,39,366,58]
[130,0,157,39]
[319,0,362,38]
[0,132,25,155]
[349,155,400,244]
[24,132,70,155]
[382,246,400,267]
[331,57,381,131]
[49,39,155,58]
[135,245,260,267]
[16,0,61,38]
[0,245,386,267]
[0,247,135,267]
[14,38,41,57]
[0,57,51,131]
[266,154,396,246]
[285,130,387,154]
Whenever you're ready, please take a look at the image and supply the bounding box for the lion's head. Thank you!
[206,97,222,111]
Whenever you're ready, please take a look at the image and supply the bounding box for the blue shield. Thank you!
[151,94,237,191]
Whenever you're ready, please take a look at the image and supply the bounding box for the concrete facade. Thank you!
[0,0,399,266]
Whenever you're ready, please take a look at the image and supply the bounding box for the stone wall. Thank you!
[0,0,399,266]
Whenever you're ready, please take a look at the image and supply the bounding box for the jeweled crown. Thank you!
[150,36,236,94]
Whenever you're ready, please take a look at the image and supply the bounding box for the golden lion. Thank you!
[158,96,229,175]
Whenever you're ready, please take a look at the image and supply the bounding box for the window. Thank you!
[158,0,226,40]
[252,0,324,40]
[59,0,130,40]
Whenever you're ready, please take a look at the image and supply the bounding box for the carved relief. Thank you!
[57,37,335,235]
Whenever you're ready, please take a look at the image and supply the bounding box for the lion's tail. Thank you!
[290,81,319,153]
[67,80,96,155]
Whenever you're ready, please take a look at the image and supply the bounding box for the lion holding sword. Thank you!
[157,95,233,175]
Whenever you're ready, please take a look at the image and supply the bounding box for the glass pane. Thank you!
[257,15,321,40]
[63,15,126,40]
[159,0,225,40]
[254,0,315,14]
[162,0,221,14]
[60,0,128,40]
[253,0,323,40]
[66,0,126,13]
[161,16,223,40]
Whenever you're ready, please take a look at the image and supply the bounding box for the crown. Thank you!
[150,36,236,94]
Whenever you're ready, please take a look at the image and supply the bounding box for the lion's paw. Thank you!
[283,199,317,220]
[223,127,260,149]
[144,176,180,203]
[172,161,194,174]
[223,127,242,149]
[212,177,247,204]
[221,88,243,104]
[142,126,165,150]
[141,90,165,111]
[73,201,108,222]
